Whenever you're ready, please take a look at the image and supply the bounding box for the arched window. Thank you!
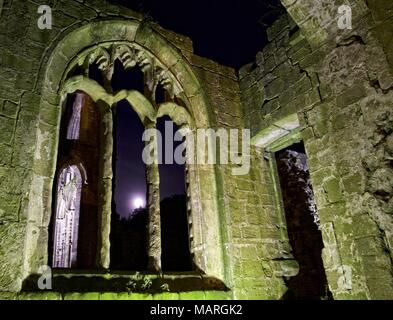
[25,28,226,291]
[46,43,220,277]
[50,91,101,269]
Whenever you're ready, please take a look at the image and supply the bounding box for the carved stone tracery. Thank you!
[82,43,182,102]
[55,42,193,272]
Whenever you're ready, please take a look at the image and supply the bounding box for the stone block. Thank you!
[323,177,343,203]
[0,292,18,300]
[265,78,285,100]
[100,292,130,300]
[367,279,393,300]
[356,236,384,256]
[242,260,264,277]
[0,193,20,222]
[39,101,60,126]
[292,73,312,96]
[63,292,101,300]
[336,84,367,108]
[15,72,35,91]
[267,15,289,41]
[242,226,261,239]
[0,116,14,144]
[263,55,276,73]
[310,167,333,185]
[255,51,264,66]
[313,119,329,137]
[231,225,242,238]
[178,291,205,300]
[0,74,19,102]
[204,291,230,300]
[128,293,153,300]
[319,203,346,224]
[20,91,41,115]
[278,87,296,107]
[261,98,280,116]
[342,214,380,239]
[18,292,62,300]
[0,143,12,165]
[153,292,179,300]
[288,41,312,65]
[12,113,38,168]
[1,100,18,118]
[0,48,35,71]
[56,0,97,20]
[0,223,25,291]
[342,172,364,194]
[366,167,393,196]
[51,9,78,29]
[275,47,288,66]
[301,126,314,140]
[299,48,323,70]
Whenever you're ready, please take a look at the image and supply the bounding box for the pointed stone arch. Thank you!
[25,19,225,286]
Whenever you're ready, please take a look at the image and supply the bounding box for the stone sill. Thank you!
[22,271,228,293]
[3,290,231,300]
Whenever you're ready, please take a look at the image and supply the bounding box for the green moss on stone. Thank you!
[178,291,206,300]
[63,292,100,300]
[342,173,364,194]
[100,292,130,300]
[18,292,62,300]
[323,177,343,203]
[153,292,179,300]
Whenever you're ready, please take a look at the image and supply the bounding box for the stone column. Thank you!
[97,101,113,270]
[145,121,162,272]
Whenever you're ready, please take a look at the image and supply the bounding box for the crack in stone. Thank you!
[336,35,366,48]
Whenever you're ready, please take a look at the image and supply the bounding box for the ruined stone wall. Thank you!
[1,0,392,301]
[189,54,301,299]
[0,0,271,300]
[240,4,393,299]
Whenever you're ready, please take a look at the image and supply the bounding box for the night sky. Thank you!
[113,100,147,217]
[113,103,186,218]
[157,116,187,201]
[111,60,186,217]
[110,0,284,68]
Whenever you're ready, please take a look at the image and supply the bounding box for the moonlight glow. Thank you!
[133,197,144,209]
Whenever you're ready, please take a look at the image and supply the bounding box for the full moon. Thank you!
[133,197,144,209]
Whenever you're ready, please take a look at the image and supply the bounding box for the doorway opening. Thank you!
[275,141,331,300]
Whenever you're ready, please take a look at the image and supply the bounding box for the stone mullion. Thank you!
[146,121,162,272]
[97,101,113,270]
[185,164,194,265]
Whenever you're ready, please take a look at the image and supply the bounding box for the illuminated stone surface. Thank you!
[0,0,393,300]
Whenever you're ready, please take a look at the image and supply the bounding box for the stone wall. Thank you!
[1,0,393,300]
[0,0,274,300]
[240,2,393,299]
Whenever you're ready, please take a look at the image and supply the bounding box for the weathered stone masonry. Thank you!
[0,0,392,300]
[240,1,393,299]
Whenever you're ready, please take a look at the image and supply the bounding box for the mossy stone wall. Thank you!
[240,2,393,299]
